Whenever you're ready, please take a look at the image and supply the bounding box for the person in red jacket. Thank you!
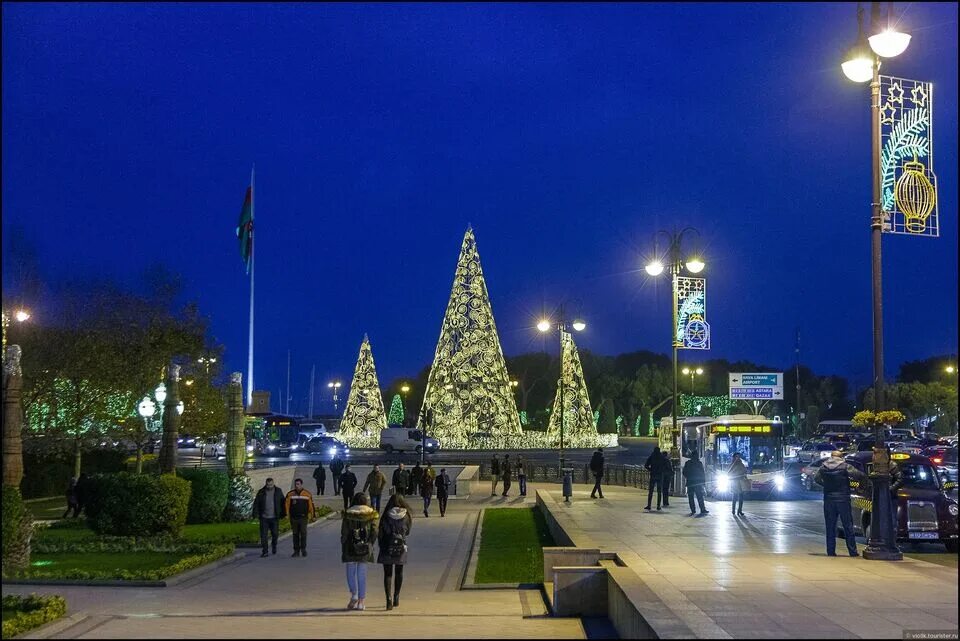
[285,478,315,557]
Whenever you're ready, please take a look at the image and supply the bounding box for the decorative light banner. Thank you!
[675,276,710,350]
[878,75,939,237]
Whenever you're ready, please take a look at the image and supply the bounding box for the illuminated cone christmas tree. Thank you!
[419,227,521,447]
[339,335,387,445]
[388,394,405,425]
[546,331,596,445]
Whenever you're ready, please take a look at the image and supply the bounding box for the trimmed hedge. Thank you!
[2,487,32,573]
[84,473,191,537]
[2,594,67,639]
[178,469,230,524]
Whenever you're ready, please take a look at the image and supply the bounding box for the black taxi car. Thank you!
[844,451,959,553]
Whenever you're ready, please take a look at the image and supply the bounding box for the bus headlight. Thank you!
[774,474,785,491]
[717,473,730,492]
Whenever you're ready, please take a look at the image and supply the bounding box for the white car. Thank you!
[379,427,440,454]
[200,435,226,459]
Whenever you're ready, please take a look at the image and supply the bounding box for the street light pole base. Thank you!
[861,546,903,561]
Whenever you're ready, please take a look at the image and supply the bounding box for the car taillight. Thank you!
[932,457,942,464]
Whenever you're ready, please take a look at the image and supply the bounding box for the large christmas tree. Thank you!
[419,227,521,448]
[339,335,387,446]
[546,330,598,446]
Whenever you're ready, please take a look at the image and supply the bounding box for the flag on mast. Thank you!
[236,184,254,273]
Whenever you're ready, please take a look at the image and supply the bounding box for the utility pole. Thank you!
[286,350,291,415]
[795,327,802,437]
[308,365,316,418]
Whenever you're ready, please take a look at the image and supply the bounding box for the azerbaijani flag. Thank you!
[236,184,253,273]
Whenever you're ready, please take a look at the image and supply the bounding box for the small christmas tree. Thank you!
[388,394,405,425]
[339,335,388,446]
[547,331,598,446]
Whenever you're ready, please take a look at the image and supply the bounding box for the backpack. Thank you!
[349,525,370,557]
[387,531,406,558]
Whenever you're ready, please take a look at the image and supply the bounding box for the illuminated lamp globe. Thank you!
[14,309,30,322]
[682,367,691,376]
[176,401,184,415]
[644,260,664,276]
[537,319,552,333]
[155,383,167,404]
[138,396,156,418]
[571,320,586,332]
[841,40,874,83]
[695,367,704,375]
[685,258,705,273]
[869,29,911,58]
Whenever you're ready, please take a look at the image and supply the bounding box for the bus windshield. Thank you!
[714,435,782,472]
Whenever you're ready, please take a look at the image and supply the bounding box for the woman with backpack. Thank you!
[341,492,379,611]
[378,490,413,610]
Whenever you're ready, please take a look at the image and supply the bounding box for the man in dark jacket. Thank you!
[815,451,867,557]
[682,452,708,515]
[660,450,673,507]
[330,455,345,496]
[312,463,326,496]
[285,478,315,557]
[74,473,89,517]
[490,454,501,496]
[392,463,409,496]
[253,477,286,557]
[409,463,423,497]
[436,468,451,517]
[589,448,605,499]
[339,464,359,511]
[501,455,512,497]
[644,447,664,511]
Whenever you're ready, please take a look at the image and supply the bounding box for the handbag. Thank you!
[738,477,752,492]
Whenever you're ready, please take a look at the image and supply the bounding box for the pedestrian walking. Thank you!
[589,448,605,499]
[312,463,327,496]
[490,454,501,496]
[392,463,409,496]
[420,464,435,517]
[728,453,748,516]
[409,462,423,497]
[340,464,359,512]
[682,452,709,515]
[814,450,865,557]
[341,492,379,611]
[436,468,451,516]
[888,453,905,540]
[62,477,80,519]
[285,478,315,557]
[516,456,527,497]
[253,477,286,557]
[660,450,673,507]
[501,454,513,497]
[644,447,664,511]
[74,473,89,517]
[363,464,388,512]
[378,491,412,610]
[330,455,345,496]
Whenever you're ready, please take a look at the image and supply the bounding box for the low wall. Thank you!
[245,465,467,496]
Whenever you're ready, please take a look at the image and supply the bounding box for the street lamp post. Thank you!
[400,384,410,425]
[645,228,704,497]
[1,308,31,364]
[681,367,704,395]
[538,305,586,475]
[136,396,157,475]
[328,381,342,412]
[841,1,912,562]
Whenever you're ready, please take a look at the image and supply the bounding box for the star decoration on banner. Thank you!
[879,102,897,124]
[887,81,904,104]
[910,84,928,107]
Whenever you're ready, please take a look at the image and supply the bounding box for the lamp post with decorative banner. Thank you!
[645,228,708,496]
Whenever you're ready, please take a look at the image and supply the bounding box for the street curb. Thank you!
[19,612,88,640]
[1,551,245,588]
[460,507,484,589]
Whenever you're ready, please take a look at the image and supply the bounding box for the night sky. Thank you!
[3,3,957,413]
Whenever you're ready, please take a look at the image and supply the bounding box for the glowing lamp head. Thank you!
[841,38,874,83]
[571,320,586,332]
[869,29,911,58]
[14,309,30,322]
[138,396,156,418]
[685,258,705,274]
[537,319,551,333]
[947,366,956,374]
[154,383,167,404]
[644,260,664,277]
[695,367,704,375]
[401,385,410,393]
[682,367,691,375]
[176,400,184,415]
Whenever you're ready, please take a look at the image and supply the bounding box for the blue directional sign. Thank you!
[728,373,783,401]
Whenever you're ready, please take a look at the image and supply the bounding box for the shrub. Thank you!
[1,486,32,574]
[178,469,230,524]
[223,475,254,522]
[84,472,191,537]
[1,594,67,639]
[125,453,159,474]
[21,448,128,499]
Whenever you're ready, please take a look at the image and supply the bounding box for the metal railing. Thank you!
[476,462,651,489]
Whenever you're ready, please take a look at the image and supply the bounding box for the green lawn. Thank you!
[26,551,190,575]
[25,497,70,520]
[475,507,555,584]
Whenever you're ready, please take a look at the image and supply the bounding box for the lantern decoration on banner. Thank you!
[895,158,937,233]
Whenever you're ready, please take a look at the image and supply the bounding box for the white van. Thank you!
[379,427,440,454]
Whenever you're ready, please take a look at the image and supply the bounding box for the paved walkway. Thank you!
[540,485,959,639]
[6,491,584,639]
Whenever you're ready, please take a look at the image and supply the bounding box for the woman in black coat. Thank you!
[644,447,665,511]
[378,491,413,610]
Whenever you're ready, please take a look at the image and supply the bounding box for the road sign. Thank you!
[728,373,783,401]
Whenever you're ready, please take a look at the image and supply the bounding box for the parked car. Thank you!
[800,459,825,491]
[923,446,958,487]
[200,435,226,459]
[797,440,837,464]
[843,451,959,553]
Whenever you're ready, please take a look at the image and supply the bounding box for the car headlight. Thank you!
[819,451,831,459]
[328,447,336,456]
[267,444,277,451]
[716,473,730,492]
[345,448,350,453]
[948,504,958,517]
[246,445,254,452]
[774,474,785,491]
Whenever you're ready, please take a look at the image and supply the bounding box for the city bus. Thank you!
[701,414,787,497]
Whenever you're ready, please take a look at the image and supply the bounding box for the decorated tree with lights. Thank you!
[339,335,387,446]
[419,227,521,447]
[388,394,405,425]
[547,331,598,446]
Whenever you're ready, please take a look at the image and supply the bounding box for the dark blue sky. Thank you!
[3,2,957,412]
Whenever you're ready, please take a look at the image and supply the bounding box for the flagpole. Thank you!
[247,165,255,407]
